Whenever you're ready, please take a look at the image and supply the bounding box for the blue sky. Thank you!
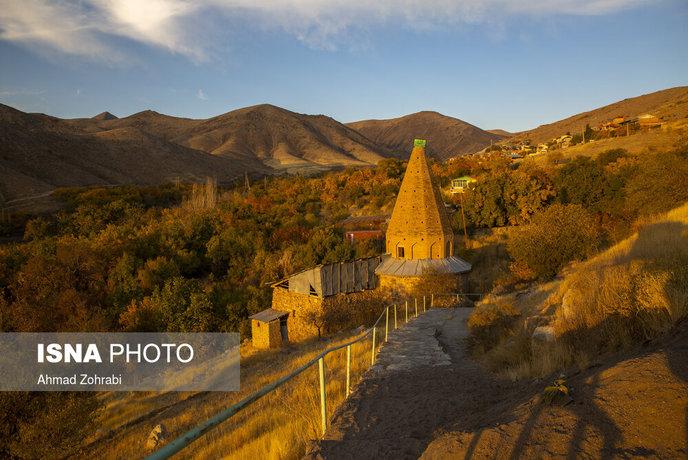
[0,0,686,132]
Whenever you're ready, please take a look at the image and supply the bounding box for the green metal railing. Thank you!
[146,296,432,460]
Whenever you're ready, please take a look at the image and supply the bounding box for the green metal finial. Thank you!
[414,139,427,147]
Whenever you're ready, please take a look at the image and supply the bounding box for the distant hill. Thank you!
[92,111,118,121]
[487,129,513,137]
[513,86,688,144]
[0,104,269,201]
[3,87,686,201]
[175,104,386,170]
[347,111,504,160]
[0,103,397,201]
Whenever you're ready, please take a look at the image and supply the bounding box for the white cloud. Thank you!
[197,88,208,100]
[0,0,653,62]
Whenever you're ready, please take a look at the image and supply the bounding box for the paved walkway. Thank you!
[309,308,688,460]
[369,309,453,375]
[312,307,518,459]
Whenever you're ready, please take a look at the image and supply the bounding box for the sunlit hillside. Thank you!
[468,202,688,379]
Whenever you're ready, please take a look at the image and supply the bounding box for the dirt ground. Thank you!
[310,310,688,459]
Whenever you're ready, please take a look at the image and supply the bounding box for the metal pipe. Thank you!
[371,327,377,365]
[319,357,327,436]
[345,345,351,397]
[385,307,389,342]
[145,308,387,460]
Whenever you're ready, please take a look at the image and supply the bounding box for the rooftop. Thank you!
[249,308,289,323]
[375,254,472,277]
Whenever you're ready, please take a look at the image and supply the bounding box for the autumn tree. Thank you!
[508,204,600,279]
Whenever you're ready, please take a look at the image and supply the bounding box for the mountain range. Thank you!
[1,86,686,201]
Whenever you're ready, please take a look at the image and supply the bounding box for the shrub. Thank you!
[467,300,521,348]
[507,204,599,279]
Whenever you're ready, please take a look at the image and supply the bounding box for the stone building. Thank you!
[249,308,289,349]
[251,257,384,345]
[375,139,471,294]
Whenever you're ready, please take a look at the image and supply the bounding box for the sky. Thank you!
[0,0,687,132]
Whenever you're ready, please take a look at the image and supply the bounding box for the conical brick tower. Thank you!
[386,139,454,259]
[376,139,471,295]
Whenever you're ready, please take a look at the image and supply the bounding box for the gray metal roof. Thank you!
[374,255,472,277]
[249,308,289,323]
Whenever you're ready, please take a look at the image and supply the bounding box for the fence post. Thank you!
[371,327,377,365]
[405,301,408,323]
[415,298,418,317]
[394,305,397,329]
[431,293,434,307]
[345,345,351,397]
[318,357,327,436]
[423,296,426,313]
[385,307,389,342]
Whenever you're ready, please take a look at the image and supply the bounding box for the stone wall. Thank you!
[272,286,392,342]
[378,273,467,297]
[272,287,325,341]
[251,319,282,349]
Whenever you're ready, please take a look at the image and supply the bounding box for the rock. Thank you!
[524,315,547,333]
[145,423,168,451]
[560,289,576,320]
[532,326,556,343]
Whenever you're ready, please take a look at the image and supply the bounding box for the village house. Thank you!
[637,113,662,128]
[556,134,573,148]
[345,230,385,244]
[450,176,477,194]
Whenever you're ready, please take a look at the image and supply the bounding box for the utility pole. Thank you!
[459,191,469,249]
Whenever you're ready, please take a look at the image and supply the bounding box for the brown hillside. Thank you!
[177,104,387,170]
[487,128,513,137]
[92,111,118,121]
[514,86,688,144]
[347,111,504,160]
[0,103,393,201]
[0,104,268,201]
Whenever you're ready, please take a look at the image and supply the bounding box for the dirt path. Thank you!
[311,309,688,459]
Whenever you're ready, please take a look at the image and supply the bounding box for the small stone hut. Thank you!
[249,308,289,349]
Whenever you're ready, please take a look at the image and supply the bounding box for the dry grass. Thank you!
[551,203,688,343]
[84,325,384,459]
[183,178,218,211]
[468,202,688,380]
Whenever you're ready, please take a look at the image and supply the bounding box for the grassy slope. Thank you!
[510,86,688,144]
[471,202,688,380]
[84,329,376,459]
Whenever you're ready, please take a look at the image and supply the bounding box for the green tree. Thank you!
[507,204,599,279]
[555,157,607,211]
